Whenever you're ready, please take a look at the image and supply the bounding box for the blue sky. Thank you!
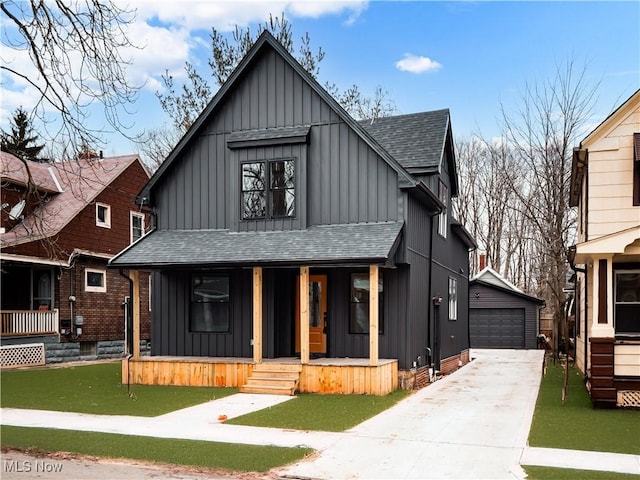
[2,1,638,156]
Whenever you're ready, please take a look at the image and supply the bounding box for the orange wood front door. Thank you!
[295,274,327,354]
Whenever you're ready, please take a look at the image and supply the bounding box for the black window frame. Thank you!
[241,158,296,220]
[349,272,384,335]
[189,273,231,334]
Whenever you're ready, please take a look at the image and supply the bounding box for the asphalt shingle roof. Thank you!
[360,110,450,170]
[1,152,142,248]
[110,221,404,268]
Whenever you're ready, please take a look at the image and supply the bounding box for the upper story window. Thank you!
[241,159,295,219]
[96,203,111,228]
[438,180,448,237]
[130,211,145,243]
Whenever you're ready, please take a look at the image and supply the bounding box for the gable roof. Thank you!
[470,267,544,304]
[138,30,423,205]
[360,110,459,196]
[1,153,144,247]
[471,267,524,293]
[581,88,640,148]
[570,89,640,205]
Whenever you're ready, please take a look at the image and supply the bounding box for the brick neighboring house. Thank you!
[1,151,152,366]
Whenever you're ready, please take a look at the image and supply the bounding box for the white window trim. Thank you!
[96,203,111,229]
[130,211,145,244]
[85,268,107,293]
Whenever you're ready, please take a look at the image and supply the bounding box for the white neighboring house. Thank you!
[569,88,640,408]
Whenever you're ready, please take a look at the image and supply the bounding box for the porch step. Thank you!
[240,364,301,396]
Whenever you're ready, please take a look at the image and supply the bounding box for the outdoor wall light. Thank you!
[432,295,443,306]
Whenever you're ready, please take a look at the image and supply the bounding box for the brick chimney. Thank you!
[479,253,486,271]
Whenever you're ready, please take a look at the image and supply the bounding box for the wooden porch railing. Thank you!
[1,309,59,336]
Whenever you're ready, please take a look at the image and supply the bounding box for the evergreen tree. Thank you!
[1,107,46,162]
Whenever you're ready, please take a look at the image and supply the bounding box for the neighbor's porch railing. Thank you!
[0,309,59,336]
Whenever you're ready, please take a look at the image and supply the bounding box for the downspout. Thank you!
[119,269,134,355]
[119,269,134,396]
[428,213,436,374]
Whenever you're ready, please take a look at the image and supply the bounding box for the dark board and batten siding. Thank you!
[152,47,399,233]
[469,282,540,349]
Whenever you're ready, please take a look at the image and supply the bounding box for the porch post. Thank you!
[369,264,379,366]
[253,267,263,363]
[591,256,615,338]
[300,266,310,364]
[128,270,141,359]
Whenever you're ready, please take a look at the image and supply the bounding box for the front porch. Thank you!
[122,356,398,395]
[122,263,399,395]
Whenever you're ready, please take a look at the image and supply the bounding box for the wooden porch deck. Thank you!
[122,356,398,395]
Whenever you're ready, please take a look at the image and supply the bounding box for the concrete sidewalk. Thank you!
[2,350,639,478]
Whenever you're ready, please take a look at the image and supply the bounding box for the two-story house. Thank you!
[1,151,152,366]
[110,31,475,395]
[569,88,640,408]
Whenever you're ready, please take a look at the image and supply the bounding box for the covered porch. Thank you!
[113,223,405,395]
[122,264,398,395]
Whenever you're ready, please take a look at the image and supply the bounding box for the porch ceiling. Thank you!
[109,221,404,269]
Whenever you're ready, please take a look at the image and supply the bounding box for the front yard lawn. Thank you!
[226,389,410,431]
[0,426,312,473]
[0,362,236,416]
[523,466,640,480]
[528,361,640,455]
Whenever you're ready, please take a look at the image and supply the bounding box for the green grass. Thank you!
[528,362,640,455]
[227,389,410,431]
[0,425,312,473]
[0,362,236,416]
[523,466,640,480]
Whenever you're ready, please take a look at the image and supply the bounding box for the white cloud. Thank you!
[122,21,194,92]
[129,1,368,31]
[395,53,442,74]
[123,0,370,90]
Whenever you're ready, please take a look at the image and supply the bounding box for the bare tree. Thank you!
[1,0,140,156]
[454,136,527,285]
[1,1,142,257]
[143,12,396,167]
[501,60,597,364]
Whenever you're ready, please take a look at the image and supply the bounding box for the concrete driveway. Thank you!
[280,349,544,479]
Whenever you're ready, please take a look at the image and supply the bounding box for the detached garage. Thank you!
[469,268,544,349]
